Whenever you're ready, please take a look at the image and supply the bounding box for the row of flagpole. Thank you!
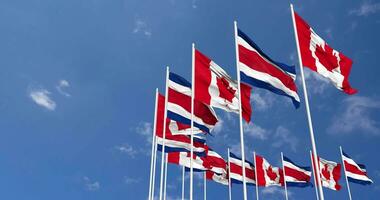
[147,3,364,200]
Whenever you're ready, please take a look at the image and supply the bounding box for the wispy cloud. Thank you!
[29,88,56,111]
[324,28,333,39]
[133,19,152,37]
[272,126,299,152]
[83,176,100,191]
[251,91,275,111]
[56,79,71,97]
[350,1,380,16]
[114,143,138,158]
[191,0,198,9]
[124,177,141,184]
[261,186,291,197]
[244,123,269,140]
[302,69,330,95]
[136,122,153,144]
[213,119,224,135]
[328,96,380,135]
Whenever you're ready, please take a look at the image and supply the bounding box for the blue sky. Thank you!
[0,0,379,199]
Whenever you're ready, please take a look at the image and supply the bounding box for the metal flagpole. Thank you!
[310,151,320,200]
[228,148,232,200]
[163,154,168,200]
[340,146,353,200]
[159,67,170,200]
[253,151,259,200]
[149,89,159,200]
[233,20,248,200]
[281,152,289,200]
[190,43,195,200]
[290,4,324,200]
[182,166,185,200]
[204,172,207,200]
[152,130,158,200]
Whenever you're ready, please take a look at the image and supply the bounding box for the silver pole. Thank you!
[159,67,170,200]
[163,154,168,200]
[182,166,185,200]
[340,146,353,200]
[149,89,159,200]
[190,43,195,200]
[310,151,320,200]
[290,4,324,200]
[254,152,259,200]
[281,152,289,200]
[233,20,248,200]
[228,148,232,200]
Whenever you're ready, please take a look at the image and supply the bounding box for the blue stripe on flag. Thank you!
[167,111,210,133]
[229,152,255,166]
[240,72,300,108]
[185,167,205,172]
[286,182,312,188]
[342,150,352,159]
[231,179,256,186]
[237,29,296,75]
[283,155,311,171]
[169,72,191,88]
[157,144,206,157]
[348,177,372,185]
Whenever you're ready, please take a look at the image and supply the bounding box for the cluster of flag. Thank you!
[147,4,372,200]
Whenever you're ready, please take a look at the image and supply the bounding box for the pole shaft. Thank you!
[163,154,168,200]
[281,152,289,200]
[228,148,232,200]
[182,166,185,200]
[290,4,324,200]
[190,43,195,200]
[234,20,248,200]
[340,146,353,200]
[310,151,320,200]
[254,152,259,200]
[149,89,159,200]
[159,67,170,200]
[204,172,207,200]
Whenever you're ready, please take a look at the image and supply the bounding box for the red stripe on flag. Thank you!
[195,49,212,105]
[284,166,311,181]
[238,45,298,92]
[344,161,367,176]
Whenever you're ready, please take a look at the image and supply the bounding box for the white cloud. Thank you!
[191,0,198,9]
[133,19,152,37]
[124,177,141,184]
[302,69,330,95]
[350,2,380,16]
[136,122,153,144]
[56,79,71,97]
[213,119,224,135]
[114,143,138,158]
[272,126,299,152]
[328,96,380,135]
[244,122,269,140]
[83,176,100,191]
[324,28,333,39]
[261,186,291,197]
[29,88,56,111]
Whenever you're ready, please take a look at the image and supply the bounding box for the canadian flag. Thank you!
[294,11,357,95]
[255,154,284,187]
[195,49,252,122]
[319,157,342,191]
